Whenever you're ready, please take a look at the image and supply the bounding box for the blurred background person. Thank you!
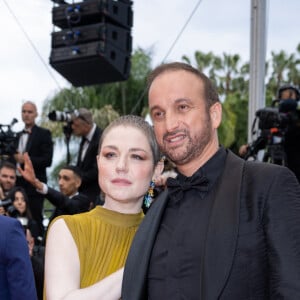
[5,185,43,299]
[0,215,37,300]
[277,84,300,182]
[0,161,17,215]
[14,101,53,238]
[71,108,102,206]
[19,159,91,226]
[239,84,300,182]
[6,186,39,240]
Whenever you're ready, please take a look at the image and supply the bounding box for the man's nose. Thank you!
[165,111,179,132]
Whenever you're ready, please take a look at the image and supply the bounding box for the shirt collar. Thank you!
[84,123,96,142]
[176,146,227,190]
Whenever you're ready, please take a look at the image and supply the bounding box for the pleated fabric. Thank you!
[57,206,144,288]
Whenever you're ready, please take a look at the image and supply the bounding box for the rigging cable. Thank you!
[131,0,203,114]
[3,0,62,90]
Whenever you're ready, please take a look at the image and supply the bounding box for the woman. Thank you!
[6,186,44,299]
[7,186,39,242]
[20,115,163,300]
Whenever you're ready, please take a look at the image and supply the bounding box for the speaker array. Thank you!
[49,0,133,86]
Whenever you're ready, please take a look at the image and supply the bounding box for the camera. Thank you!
[48,110,73,122]
[0,118,18,157]
[0,198,12,211]
[6,203,19,218]
[244,98,299,163]
[255,107,289,130]
[255,99,299,131]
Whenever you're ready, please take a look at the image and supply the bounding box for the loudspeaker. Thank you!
[51,22,132,53]
[50,0,133,86]
[50,40,130,86]
[52,0,133,29]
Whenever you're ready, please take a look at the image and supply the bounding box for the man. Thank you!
[19,153,91,224]
[0,161,17,214]
[14,101,53,237]
[0,161,16,198]
[0,215,37,300]
[71,107,102,205]
[122,62,300,299]
[277,84,300,181]
[239,84,300,182]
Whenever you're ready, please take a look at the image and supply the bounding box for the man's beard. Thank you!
[160,116,212,166]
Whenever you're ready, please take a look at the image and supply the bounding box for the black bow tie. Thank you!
[22,129,31,134]
[167,174,209,202]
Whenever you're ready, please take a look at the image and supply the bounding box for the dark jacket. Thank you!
[77,126,102,204]
[46,187,91,222]
[16,125,53,194]
[122,150,300,299]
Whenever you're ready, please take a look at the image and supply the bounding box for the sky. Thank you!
[0,0,299,133]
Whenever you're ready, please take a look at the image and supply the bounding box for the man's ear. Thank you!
[210,102,222,129]
[75,178,82,189]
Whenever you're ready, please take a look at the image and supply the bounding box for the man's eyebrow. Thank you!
[150,105,163,113]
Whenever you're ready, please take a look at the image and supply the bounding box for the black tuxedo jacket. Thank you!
[46,187,90,222]
[77,126,102,203]
[16,125,53,195]
[122,151,300,299]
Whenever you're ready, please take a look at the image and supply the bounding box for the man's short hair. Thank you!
[0,161,16,172]
[71,108,93,125]
[60,165,82,179]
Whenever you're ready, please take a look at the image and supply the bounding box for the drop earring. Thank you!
[144,180,155,208]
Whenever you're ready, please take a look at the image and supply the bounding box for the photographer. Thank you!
[48,107,102,206]
[71,108,102,206]
[240,84,300,182]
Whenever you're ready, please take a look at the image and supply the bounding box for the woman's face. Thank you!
[13,191,27,214]
[97,125,154,211]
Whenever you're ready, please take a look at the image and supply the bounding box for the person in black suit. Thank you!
[71,108,102,206]
[14,101,53,238]
[122,62,300,299]
[19,154,91,224]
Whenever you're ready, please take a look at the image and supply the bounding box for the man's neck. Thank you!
[68,191,79,198]
[176,141,219,177]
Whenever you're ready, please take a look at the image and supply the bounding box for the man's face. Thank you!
[71,118,89,136]
[149,70,221,169]
[21,102,37,127]
[0,167,16,192]
[280,89,298,100]
[58,169,81,197]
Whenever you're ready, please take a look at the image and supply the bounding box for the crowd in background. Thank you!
[1,68,300,299]
[0,102,104,299]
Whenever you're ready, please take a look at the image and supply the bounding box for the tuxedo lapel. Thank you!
[25,126,36,152]
[80,128,98,165]
[122,190,169,300]
[201,151,245,299]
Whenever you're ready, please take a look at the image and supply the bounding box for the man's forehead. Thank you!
[0,167,16,175]
[59,169,75,177]
[22,102,36,110]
